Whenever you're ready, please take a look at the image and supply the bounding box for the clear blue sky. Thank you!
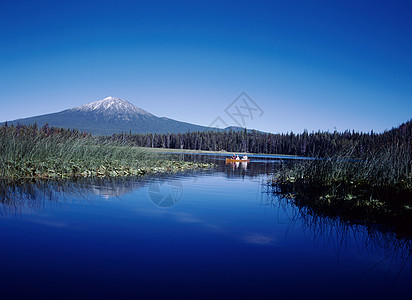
[1,0,411,133]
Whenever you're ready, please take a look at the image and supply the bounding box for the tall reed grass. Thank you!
[271,143,412,234]
[0,126,210,180]
[274,143,412,190]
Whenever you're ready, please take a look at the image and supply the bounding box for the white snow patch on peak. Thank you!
[74,96,152,116]
[103,96,120,101]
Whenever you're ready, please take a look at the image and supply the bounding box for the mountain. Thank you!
[1,96,222,135]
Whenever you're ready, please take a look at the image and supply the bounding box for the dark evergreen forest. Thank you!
[105,120,412,157]
[2,119,411,158]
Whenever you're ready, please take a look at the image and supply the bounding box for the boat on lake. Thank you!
[226,158,250,163]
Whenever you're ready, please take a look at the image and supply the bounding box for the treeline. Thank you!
[1,120,411,157]
[105,120,412,157]
[1,122,91,140]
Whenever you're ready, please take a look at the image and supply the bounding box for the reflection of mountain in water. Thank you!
[0,173,193,216]
[0,178,147,216]
[0,169,411,281]
[87,179,147,199]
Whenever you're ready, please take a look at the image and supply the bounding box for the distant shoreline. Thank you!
[141,147,297,157]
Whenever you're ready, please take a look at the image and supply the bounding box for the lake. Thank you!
[0,153,410,299]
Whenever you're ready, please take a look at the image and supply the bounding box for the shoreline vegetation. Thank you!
[1,120,411,234]
[0,124,213,181]
[264,120,410,236]
[271,144,412,236]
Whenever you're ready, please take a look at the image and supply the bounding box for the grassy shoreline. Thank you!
[272,144,412,190]
[0,127,213,181]
[271,145,412,235]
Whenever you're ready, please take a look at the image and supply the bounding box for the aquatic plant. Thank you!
[271,143,412,235]
[0,124,212,180]
[273,143,411,190]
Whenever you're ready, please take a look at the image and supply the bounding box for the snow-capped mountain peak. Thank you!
[74,96,152,117]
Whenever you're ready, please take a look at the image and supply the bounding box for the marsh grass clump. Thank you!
[274,143,412,190]
[271,143,412,235]
[0,124,212,180]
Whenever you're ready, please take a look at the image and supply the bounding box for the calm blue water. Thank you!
[0,156,410,299]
